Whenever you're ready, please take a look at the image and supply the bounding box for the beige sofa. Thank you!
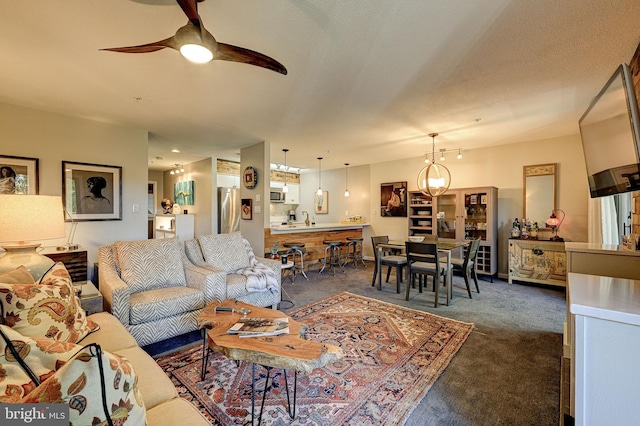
[79,311,210,425]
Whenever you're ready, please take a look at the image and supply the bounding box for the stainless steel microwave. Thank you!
[270,188,285,203]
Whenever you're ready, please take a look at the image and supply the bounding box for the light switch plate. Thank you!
[256,194,261,202]
[255,205,261,214]
[132,204,139,213]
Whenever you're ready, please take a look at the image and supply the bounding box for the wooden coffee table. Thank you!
[197,299,343,425]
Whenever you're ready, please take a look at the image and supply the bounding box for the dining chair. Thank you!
[371,236,406,293]
[451,238,481,298]
[405,241,449,307]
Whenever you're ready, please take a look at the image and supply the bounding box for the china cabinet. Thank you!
[435,186,498,278]
[154,214,194,240]
[408,191,436,237]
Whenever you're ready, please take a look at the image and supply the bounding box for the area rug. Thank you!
[156,292,474,425]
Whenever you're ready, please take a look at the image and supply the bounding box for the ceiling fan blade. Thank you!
[176,0,201,25]
[216,43,287,75]
[100,36,178,53]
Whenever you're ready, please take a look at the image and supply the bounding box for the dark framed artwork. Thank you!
[380,181,407,217]
[62,161,122,221]
[241,198,252,220]
[0,155,39,194]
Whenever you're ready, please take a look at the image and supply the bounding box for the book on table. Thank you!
[227,317,290,337]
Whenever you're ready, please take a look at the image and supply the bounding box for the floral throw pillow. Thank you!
[0,325,80,403]
[0,262,99,343]
[21,343,147,426]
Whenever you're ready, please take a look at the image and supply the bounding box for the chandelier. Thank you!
[417,133,451,197]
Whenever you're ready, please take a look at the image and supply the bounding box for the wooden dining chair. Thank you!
[371,236,406,293]
[451,238,481,298]
[405,241,449,307]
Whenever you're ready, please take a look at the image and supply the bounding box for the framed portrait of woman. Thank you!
[380,181,407,217]
[62,161,122,221]
[0,155,39,195]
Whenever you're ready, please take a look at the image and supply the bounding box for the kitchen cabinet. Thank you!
[408,191,436,237]
[285,183,300,204]
[508,238,566,287]
[435,186,498,278]
[154,214,194,240]
[217,174,240,188]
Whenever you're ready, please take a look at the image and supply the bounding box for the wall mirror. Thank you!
[523,163,557,228]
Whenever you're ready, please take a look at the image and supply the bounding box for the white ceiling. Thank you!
[1,0,640,172]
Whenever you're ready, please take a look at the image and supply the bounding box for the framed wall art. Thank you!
[241,198,252,220]
[62,161,122,221]
[380,181,407,217]
[174,180,195,206]
[314,190,328,214]
[243,166,257,189]
[0,155,39,194]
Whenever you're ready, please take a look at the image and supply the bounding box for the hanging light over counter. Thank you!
[344,163,350,197]
[282,148,289,193]
[316,157,324,196]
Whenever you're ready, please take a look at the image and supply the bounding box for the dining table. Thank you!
[376,239,469,306]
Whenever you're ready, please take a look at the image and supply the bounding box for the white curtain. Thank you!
[588,195,620,244]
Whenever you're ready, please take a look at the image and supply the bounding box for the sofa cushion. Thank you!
[0,265,35,284]
[115,346,178,410]
[0,325,80,402]
[146,396,210,425]
[198,232,251,273]
[79,312,138,353]
[113,239,187,294]
[129,286,205,325]
[226,273,250,299]
[21,342,146,426]
[0,263,99,343]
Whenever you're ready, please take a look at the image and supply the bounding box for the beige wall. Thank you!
[162,158,215,237]
[240,142,271,255]
[0,102,148,281]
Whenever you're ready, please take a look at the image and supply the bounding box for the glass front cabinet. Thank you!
[435,186,498,278]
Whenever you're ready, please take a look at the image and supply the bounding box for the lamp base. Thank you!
[549,235,564,242]
[0,243,55,281]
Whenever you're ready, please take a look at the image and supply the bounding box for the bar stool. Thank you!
[283,242,308,282]
[345,237,366,269]
[319,240,345,276]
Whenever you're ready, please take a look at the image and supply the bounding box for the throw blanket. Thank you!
[236,237,279,293]
[235,263,279,293]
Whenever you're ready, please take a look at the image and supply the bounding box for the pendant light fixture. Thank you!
[282,148,289,193]
[317,157,323,196]
[417,133,451,197]
[344,163,350,197]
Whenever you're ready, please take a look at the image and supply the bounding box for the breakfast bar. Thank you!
[264,223,369,267]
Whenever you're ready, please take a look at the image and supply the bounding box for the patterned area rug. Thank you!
[156,292,474,425]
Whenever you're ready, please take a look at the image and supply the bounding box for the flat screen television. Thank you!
[579,63,640,198]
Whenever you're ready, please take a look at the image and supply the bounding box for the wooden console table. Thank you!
[508,238,566,287]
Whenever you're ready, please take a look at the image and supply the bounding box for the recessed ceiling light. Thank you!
[171,149,180,153]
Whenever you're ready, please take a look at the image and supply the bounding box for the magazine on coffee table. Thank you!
[227,317,290,338]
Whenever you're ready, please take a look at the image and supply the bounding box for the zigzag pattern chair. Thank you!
[184,232,281,309]
[99,238,219,346]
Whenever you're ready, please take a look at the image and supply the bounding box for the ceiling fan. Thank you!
[100,0,287,75]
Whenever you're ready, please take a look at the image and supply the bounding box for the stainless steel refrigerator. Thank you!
[218,187,241,234]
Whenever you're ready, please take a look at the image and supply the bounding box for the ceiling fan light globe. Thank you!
[180,44,213,63]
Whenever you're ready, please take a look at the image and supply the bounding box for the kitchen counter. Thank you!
[270,222,369,234]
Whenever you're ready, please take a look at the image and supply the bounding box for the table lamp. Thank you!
[0,195,66,280]
[545,209,565,242]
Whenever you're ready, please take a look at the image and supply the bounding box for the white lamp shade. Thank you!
[0,195,66,280]
[0,195,66,243]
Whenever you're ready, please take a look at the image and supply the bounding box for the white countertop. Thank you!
[569,272,640,326]
[269,222,369,234]
[565,241,640,257]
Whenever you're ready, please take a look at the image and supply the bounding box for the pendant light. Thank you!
[417,133,451,197]
[282,148,289,193]
[317,157,323,196]
[344,163,350,197]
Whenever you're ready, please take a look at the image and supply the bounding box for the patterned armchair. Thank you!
[184,232,281,309]
[99,238,219,346]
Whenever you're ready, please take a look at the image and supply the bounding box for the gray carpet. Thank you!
[278,262,565,426]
